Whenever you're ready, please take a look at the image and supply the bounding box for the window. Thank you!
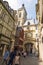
[1,11,5,19]
[5,29,11,37]
[25,33,27,38]
[2,27,6,34]
[41,15,43,23]
[0,8,2,14]
[19,13,21,17]
[36,34,37,37]
[18,21,20,25]
[42,37,43,43]
[41,8,43,23]
[8,18,13,28]
[36,26,37,30]
[39,16,40,22]
[4,14,9,23]
[0,25,3,33]
[1,11,5,20]
[28,22,30,25]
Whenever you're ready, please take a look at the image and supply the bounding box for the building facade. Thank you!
[22,23,38,54]
[36,0,43,60]
[0,0,16,56]
[17,4,27,26]
[0,0,27,56]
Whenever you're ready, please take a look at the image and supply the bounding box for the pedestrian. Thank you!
[13,52,20,65]
[1,47,9,65]
[23,51,27,57]
[7,48,16,65]
[21,50,24,56]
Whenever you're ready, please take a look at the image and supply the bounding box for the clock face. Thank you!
[27,33,32,38]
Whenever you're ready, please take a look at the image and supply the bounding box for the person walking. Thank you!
[1,47,9,65]
[23,51,27,57]
[7,48,16,65]
[13,52,20,65]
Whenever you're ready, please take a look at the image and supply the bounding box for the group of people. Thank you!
[1,47,28,65]
[1,47,20,65]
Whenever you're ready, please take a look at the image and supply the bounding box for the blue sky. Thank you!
[3,0,38,23]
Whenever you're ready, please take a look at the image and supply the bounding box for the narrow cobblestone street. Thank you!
[0,0,43,65]
[20,56,43,65]
[0,55,43,65]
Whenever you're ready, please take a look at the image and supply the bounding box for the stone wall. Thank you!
[0,1,16,56]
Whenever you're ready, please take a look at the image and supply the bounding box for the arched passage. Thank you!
[24,42,33,54]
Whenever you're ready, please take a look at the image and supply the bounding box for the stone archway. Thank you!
[24,42,33,54]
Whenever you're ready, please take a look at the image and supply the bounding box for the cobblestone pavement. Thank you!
[20,55,43,65]
[0,55,43,65]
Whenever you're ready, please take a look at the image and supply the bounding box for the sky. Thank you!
[3,0,38,24]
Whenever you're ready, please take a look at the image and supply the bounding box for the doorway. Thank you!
[25,43,33,54]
